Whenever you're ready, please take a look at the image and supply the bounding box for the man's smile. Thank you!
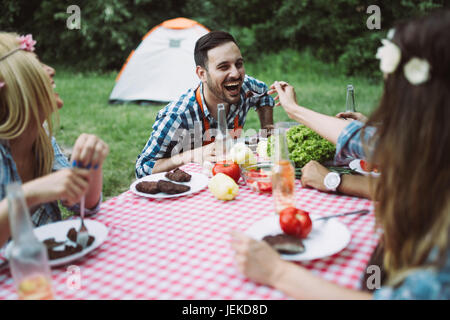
[224,80,242,96]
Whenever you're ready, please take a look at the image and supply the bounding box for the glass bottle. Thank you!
[215,104,230,161]
[7,182,54,300]
[345,84,356,112]
[271,125,296,214]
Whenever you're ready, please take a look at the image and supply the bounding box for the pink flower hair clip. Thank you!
[18,34,36,52]
[0,34,36,62]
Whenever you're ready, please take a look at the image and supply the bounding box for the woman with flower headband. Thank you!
[0,32,109,247]
[231,10,450,299]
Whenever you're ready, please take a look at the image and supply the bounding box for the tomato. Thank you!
[257,181,272,193]
[360,160,379,173]
[212,161,241,183]
[245,171,260,184]
[360,160,371,172]
[279,207,312,239]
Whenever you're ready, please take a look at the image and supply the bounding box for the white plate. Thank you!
[4,219,108,267]
[245,214,351,261]
[349,159,381,177]
[130,172,209,199]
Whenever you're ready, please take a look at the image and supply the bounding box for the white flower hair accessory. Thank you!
[375,33,432,86]
[376,39,402,74]
[387,28,395,40]
[403,57,431,85]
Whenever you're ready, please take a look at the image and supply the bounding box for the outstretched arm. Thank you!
[270,81,349,145]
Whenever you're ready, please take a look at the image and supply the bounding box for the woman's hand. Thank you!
[23,168,90,207]
[300,160,331,192]
[70,134,109,169]
[269,81,299,120]
[230,231,285,286]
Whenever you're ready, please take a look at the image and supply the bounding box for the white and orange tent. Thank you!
[109,17,209,104]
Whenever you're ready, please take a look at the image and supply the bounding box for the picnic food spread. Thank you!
[360,160,379,173]
[279,207,312,239]
[267,125,335,168]
[212,161,241,183]
[228,142,257,168]
[241,164,273,193]
[43,227,95,260]
[135,168,192,195]
[263,234,305,254]
[165,168,192,182]
[136,181,160,194]
[208,173,239,200]
[157,180,190,194]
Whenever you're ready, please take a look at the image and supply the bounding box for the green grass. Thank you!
[53,49,383,200]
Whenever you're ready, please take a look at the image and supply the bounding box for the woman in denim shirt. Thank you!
[0,32,109,247]
[231,10,450,299]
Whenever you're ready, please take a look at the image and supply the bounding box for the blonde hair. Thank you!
[0,32,57,177]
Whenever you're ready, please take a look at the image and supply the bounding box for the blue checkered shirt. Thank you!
[0,137,100,228]
[136,75,274,178]
[334,120,378,165]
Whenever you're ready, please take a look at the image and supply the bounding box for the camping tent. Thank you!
[109,17,209,104]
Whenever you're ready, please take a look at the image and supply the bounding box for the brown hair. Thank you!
[194,31,238,69]
[366,10,450,285]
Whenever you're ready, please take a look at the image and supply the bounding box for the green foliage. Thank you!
[189,0,446,78]
[267,125,336,168]
[1,0,193,70]
[0,0,446,75]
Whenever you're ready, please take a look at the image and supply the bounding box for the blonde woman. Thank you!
[0,32,109,247]
[231,10,450,299]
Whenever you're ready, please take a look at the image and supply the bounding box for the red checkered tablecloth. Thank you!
[0,163,380,299]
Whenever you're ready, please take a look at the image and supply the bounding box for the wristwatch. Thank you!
[324,172,342,192]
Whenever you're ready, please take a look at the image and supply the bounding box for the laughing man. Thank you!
[135,31,275,177]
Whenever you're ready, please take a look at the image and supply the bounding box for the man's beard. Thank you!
[205,73,241,105]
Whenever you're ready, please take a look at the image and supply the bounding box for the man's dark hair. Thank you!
[194,31,238,69]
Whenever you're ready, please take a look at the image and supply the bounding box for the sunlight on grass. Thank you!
[53,50,382,200]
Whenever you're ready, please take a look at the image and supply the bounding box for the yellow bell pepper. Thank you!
[208,173,239,201]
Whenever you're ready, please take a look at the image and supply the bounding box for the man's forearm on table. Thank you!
[256,105,274,130]
[151,149,198,174]
[337,174,373,200]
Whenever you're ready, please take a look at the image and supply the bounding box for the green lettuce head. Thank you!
[267,125,336,168]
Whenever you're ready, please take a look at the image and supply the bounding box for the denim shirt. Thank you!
[334,120,377,165]
[0,137,101,227]
[373,251,450,300]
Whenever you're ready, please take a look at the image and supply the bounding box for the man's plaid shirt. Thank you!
[135,75,274,178]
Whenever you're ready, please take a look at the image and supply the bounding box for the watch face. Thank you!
[325,172,340,190]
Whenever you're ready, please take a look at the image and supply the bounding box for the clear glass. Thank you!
[215,104,231,160]
[345,84,356,112]
[271,125,296,214]
[7,183,54,300]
